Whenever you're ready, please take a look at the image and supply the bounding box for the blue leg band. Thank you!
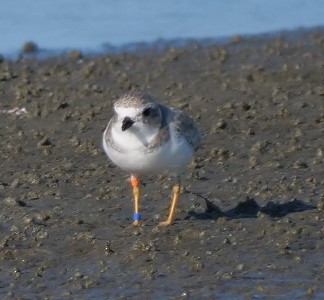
[133,213,141,221]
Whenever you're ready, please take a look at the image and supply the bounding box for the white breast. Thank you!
[103,125,194,176]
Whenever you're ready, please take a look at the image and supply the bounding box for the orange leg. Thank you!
[159,179,181,227]
[131,176,141,226]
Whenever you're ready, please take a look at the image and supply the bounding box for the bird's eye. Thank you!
[143,107,151,116]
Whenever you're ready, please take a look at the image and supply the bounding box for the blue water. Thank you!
[1,0,324,57]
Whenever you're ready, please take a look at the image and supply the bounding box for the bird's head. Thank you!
[114,92,162,132]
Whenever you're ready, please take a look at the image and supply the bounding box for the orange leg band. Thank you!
[131,177,139,187]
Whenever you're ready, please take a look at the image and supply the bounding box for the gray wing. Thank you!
[169,106,201,151]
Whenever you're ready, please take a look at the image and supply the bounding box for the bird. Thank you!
[102,91,201,226]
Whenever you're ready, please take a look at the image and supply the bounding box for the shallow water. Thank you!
[1,0,324,57]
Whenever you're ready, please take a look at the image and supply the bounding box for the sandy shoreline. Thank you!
[0,28,323,299]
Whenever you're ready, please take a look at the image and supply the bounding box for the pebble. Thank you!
[22,41,38,53]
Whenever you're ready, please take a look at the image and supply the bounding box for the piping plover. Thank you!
[102,91,201,226]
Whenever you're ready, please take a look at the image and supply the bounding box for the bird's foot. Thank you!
[132,220,141,226]
[158,219,173,227]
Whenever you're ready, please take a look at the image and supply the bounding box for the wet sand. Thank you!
[0,28,323,299]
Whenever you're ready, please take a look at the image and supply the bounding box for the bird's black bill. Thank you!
[121,116,134,131]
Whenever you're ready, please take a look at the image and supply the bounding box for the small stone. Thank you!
[222,272,234,279]
[313,86,324,96]
[236,263,245,271]
[4,197,18,206]
[316,148,323,157]
[69,136,81,147]
[292,160,308,169]
[38,137,53,147]
[247,128,255,135]
[10,178,21,188]
[306,286,318,295]
[216,119,227,129]
[74,271,84,279]
[22,41,38,53]
[231,35,242,44]
[223,238,231,245]
[294,255,303,263]
[69,50,83,60]
[317,198,324,211]
[36,230,49,239]
[241,102,251,111]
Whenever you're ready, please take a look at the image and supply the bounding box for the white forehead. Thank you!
[114,106,142,118]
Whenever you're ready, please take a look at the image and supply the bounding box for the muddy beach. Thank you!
[0,28,323,299]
